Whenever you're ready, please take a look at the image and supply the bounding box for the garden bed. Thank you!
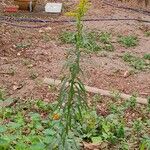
[0,0,150,149]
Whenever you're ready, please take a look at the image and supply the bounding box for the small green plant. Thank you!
[123,53,149,70]
[143,53,150,60]
[59,29,116,52]
[118,35,138,47]
[7,68,16,76]
[0,88,5,101]
[15,41,31,49]
[29,71,38,80]
[147,97,150,110]
[140,136,150,150]
[128,95,137,109]
[42,33,52,42]
[54,0,90,147]
[144,31,150,37]
[133,119,143,133]
[102,43,114,52]
[22,59,33,67]
[99,32,111,44]
[60,31,101,52]
[59,31,76,44]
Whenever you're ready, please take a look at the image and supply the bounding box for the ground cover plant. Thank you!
[0,92,150,150]
[122,53,150,70]
[0,0,150,149]
[60,30,114,52]
[118,35,138,48]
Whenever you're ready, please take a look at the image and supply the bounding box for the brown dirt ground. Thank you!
[0,0,150,101]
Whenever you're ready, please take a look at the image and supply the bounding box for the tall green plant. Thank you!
[53,0,90,148]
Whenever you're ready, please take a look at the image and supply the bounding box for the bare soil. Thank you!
[0,0,150,101]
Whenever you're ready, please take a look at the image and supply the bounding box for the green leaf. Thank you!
[29,143,46,150]
[7,122,22,129]
[43,136,54,144]
[0,138,9,148]
[15,142,27,150]
[91,136,102,144]
[43,129,56,136]
[29,112,41,121]
[0,125,7,133]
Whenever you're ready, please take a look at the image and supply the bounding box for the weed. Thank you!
[140,136,150,150]
[60,30,116,52]
[133,119,143,133]
[123,53,149,70]
[60,31,101,52]
[0,88,5,101]
[42,33,52,42]
[148,97,150,110]
[102,43,114,52]
[128,95,137,109]
[59,29,116,52]
[22,59,32,67]
[29,71,38,80]
[15,41,31,49]
[92,94,102,104]
[144,31,150,37]
[143,53,150,60]
[0,94,150,149]
[99,32,111,44]
[111,91,121,101]
[118,35,138,47]
[87,31,99,40]
[8,68,16,76]
[60,31,76,44]
[55,0,90,147]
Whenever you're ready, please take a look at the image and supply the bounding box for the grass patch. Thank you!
[144,54,150,60]
[144,31,150,37]
[15,41,31,49]
[122,53,150,70]
[118,35,138,48]
[0,95,150,150]
[99,32,111,44]
[59,31,115,52]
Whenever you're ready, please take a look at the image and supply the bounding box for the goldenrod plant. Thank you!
[53,0,90,148]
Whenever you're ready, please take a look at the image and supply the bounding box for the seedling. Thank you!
[59,31,75,44]
[133,119,143,133]
[123,53,149,70]
[22,59,33,67]
[8,68,16,76]
[143,53,150,60]
[59,30,115,52]
[99,32,111,44]
[0,88,5,101]
[126,95,137,109]
[42,33,52,42]
[29,71,38,80]
[111,91,121,101]
[144,31,150,37]
[60,31,101,52]
[15,41,31,49]
[118,35,138,47]
[103,43,114,52]
[148,97,150,110]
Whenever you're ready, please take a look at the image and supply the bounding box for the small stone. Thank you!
[17,52,21,56]
[12,45,16,48]
[45,27,52,31]
[39,29,44,33]
[123,70,131,78]
[13,85,19,90]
